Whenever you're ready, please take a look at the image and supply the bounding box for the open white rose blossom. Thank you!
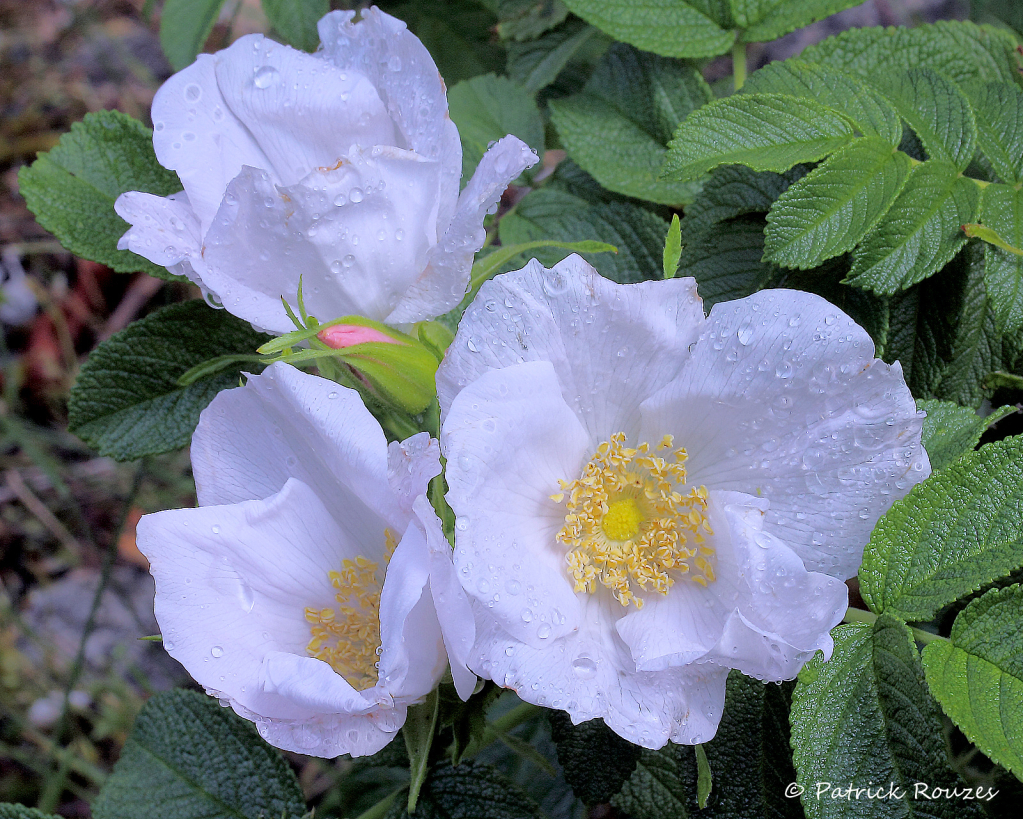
[437,255,930,748]
[137,362,475,757]
[115,7,537,333]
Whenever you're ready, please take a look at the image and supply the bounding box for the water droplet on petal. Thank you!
[211,646,224,658]
[253,66,280,88]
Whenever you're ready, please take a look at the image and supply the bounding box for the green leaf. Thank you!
[261,0,328,51]
[860,436,1023,621]
[506,19,599,93]
[800,20,1023,85]
[550,44,711,204]
[17,110,182,280]
[91,689,305,819]
[764,136,912,269]
[871,69,977,170]
[846,160,980,293]
[736,0,865,43]
[791,618,984,819]
[0,807,60,819]
[404,690,440,813]
[614,744,695,818]
[497,0,569,40]
[967,81,1023,184]
[387,761,542,819]
[680,164,807,235]
[448,74,544,184]
[933,244,1006,407]
[663,214,682,279]
[499,187,668,283]
[679,217,782,308]
[68,301,270,461]
[743,59,902,145]
[918,399,1016,471]
[922,584,1023,779]
[561,0,735,58]
[160,0,227,71]
[980,183,1023,333]
[548,712,640,804]
[664,94,855,182]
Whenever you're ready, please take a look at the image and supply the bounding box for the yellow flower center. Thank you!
[552,432,715,608]
[304,529,398,691]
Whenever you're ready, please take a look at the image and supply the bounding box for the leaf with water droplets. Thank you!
[860,436,1023,621]
[91,689,305,819]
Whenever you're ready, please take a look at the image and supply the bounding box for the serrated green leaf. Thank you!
[800,20,1023,85]
[506,19,598,93]
[934,243,1006,407]
[448,74,544,185]
[860,436,1023,621]
[261,0,328,51]
[680,164,807,235]
[687,0,734,28]
[386,761,542,819]
[613,744,695,819]
[91,689,305,819]
[791,618,983,819]
[679,217,782,308]
[550,44,711,205]
[736,0,864,43]
[548,712,640,804]
[497,0,569,40]
[922,584,1023,779]
[764,136,912,269]
[561,0,735,58]
[18,110,182,280]
[918,399,1016,471]
[160,0,227,71]
[846,160,980,293]
[664,94,855,182]
[966,81,1023,184]
[743,59,902,145]
[980,183,1023,333]
[0,807,60,819]
[871,68,977,170]
[499,186,668,283]
[68,301,270,461]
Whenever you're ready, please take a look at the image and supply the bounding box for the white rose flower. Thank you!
[137,362,475,757]
[437,255,930,748]
[115,7,538,333]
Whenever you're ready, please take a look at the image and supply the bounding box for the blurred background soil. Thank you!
[0,0,985,815]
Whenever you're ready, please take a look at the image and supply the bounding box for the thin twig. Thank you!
[99,274,164,341]
[4,469,80,553]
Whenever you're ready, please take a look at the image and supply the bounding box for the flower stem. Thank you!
[732,39,747,92]
[842,607,946,644]
[353,790,399,819]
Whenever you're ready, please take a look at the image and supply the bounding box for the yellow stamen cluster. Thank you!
[304,530,398,690]
[553,433,714,608]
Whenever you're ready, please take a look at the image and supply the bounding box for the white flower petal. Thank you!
[198,147,442,330]
[212,35,396,188]
[443,360,589,645]
[387,136,538,324]
[470,596,730,748]
[377,520,446,701]
[387,433,442,516]
[191,363,402,540]
[139,479,374,723]
[640,288,929,578]
[114,190,207,285]
[436,255,704,442]
[317,8,462,229]
[150,45,273,233]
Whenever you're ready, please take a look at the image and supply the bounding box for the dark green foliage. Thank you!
[385,761,543,819]
[547,712,640,804]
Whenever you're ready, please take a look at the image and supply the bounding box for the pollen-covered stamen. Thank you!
[304,529,399,690]
[553,432,714,608]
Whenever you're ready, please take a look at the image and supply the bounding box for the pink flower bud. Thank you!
[317,324,400,349]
